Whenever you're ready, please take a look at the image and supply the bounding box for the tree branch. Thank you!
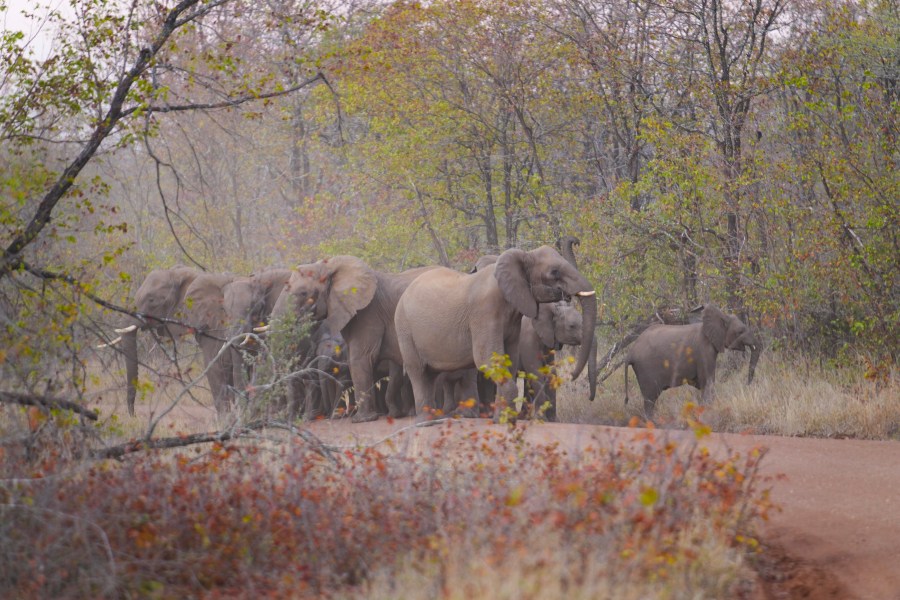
[0,391,99,421]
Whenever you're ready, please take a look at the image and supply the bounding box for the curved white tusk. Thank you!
[576,290,596,297]
[113,324,138,334]
[97,335,123,349]
[252,324,269,333]
[239,333,253,347]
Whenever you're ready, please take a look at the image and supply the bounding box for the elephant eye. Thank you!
[549,268,561,280]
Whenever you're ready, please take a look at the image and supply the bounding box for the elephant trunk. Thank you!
[559,236,580,269]
[587,336,598,401]
[123,326,139,417]
[571,288,597,380]
[747,342,761,385]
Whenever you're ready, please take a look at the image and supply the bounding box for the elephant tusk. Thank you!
[97,335,123,349]
[576,290,596,297]
[239,333,253,347]
[252,324,269,333]
[114,324,138,334]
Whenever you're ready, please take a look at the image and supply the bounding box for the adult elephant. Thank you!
[519,300,597,421]
[181,272,237,416]
[624,304,761,415]
[105,266,201,417]
[269,256,435,423]
[223,268,292,392]
[395,245,597,421]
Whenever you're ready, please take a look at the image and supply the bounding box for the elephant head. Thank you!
[530,300,598,403]
[120,266,200,416]
[494,245,597,380]
[702,304,761,385]
[224,269,292,340]
[272,256,378,334]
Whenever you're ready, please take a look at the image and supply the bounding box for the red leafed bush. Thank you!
[0,415,774,598]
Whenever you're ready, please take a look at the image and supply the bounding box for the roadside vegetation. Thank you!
[0,409,773,599]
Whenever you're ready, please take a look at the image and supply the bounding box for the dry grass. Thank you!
[349,523,753,600]
[557,348,900,440]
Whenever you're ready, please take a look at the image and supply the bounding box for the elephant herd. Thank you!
[102,237,760,423]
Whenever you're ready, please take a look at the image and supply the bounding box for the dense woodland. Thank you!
[0,0,897,402]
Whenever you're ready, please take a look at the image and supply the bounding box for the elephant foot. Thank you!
[351,410,379,424]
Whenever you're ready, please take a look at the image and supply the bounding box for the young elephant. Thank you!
[519,301,597,421]
[624,304,761,415]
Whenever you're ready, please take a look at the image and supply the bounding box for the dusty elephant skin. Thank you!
[116,266,200,416]
[624,304,760,414]
[181,272,239,416]
[519,301,588,421]
[223,268,292,393]
[395,245,597,421]
[271,256,435,423]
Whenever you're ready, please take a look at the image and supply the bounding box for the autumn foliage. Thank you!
[0,410,773,598]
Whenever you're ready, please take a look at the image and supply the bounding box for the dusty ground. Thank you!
[297,417,900,600]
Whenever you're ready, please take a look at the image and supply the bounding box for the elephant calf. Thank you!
[624,304,760,415]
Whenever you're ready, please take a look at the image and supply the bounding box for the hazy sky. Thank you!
[2,0,70,59]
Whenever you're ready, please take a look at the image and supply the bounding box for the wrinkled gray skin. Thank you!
[272,256,435,423]
[223,269,292,393]
[476,241,598,421]
[624,304,761,414]
[182,273,238,416]
[396,245,598,421]
[121,266,200,416]
[519,301,586,421]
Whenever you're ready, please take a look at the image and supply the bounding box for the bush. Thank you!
[0,413,773,598]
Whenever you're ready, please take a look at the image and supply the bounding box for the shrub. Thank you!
[0,412,772,598]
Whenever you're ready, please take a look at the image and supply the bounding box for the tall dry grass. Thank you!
[558,349,900,440]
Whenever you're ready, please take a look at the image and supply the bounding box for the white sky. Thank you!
[2,0,72,59]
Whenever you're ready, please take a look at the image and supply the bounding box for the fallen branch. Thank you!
[93,419,344,461]
[0,391,99,421]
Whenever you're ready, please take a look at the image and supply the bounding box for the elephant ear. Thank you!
[701,304,727,353]
[495,249,538,319]
[531,303,558,348]
[322,255,377,333]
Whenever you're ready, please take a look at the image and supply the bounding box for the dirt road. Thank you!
[305,418,900,600]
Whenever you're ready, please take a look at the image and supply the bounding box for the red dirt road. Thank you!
[306,418,900,600]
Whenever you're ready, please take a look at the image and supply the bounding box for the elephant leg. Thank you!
[198,335,233,417]
[383,362,411,418]
[700,379,716,405]
[304,377,324,421]
[349,353,380,424]
[477,375,495,417]
[450,371,480,418]
[474,337,519,422]
[400,377,416,417]
[543,386,558,422]
[230,346,249,405]
[285,375,305,422]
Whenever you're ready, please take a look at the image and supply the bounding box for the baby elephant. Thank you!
[624,304,760,414]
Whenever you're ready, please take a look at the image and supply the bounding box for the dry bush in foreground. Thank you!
[559,351,900,440]
[0,413,772,599]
